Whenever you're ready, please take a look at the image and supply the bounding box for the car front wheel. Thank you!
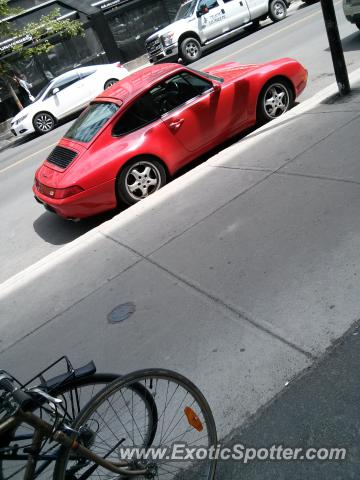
[33,112,55,134]
[257,80,293,124]
[269,0,287,21]
[117,158,167,206]
[180,37,202,63]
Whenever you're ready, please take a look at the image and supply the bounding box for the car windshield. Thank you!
[34,81,53,102]
[64,102,120,143]
[175,0,197,21]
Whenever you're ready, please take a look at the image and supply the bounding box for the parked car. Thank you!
[33,59,307,220]
[10,63,129,136]
[145,0,291,64]
[343,0,360,29]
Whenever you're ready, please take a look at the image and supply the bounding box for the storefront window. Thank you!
[107,0,171,61]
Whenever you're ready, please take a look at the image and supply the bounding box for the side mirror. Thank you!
[52,87,60,95]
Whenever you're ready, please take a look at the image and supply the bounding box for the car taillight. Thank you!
[35,179,83,199]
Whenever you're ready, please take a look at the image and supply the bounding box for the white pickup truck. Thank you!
[145,0,290,64]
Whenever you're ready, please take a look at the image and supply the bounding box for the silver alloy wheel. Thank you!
[185,40,200,59]
[263,83,290,118]
[124,161,162,201]
[34,113,54,133]
[272,0,285,18]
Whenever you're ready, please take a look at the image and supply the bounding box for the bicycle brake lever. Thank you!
[30,387,63,410]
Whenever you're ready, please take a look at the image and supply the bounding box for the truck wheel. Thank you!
[269,0,287,22]
[180,37,202,63]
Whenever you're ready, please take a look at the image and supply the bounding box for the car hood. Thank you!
[146,19,188,42]
[204,62,258,82]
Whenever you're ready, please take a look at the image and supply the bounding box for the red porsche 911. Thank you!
[33,59,307,219]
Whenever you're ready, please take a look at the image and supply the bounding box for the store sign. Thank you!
[0,34,33,53]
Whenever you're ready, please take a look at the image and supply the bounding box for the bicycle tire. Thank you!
[0,373,119,480]
[54,369,217,480]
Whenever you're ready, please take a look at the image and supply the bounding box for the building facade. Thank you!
[0,0,182,121]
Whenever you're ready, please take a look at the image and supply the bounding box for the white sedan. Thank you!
[10,63,129,136]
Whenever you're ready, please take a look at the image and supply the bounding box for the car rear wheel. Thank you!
[356,21,360,29]
[117,158,167,206]
[180,37,202,63]
[269,0,287,21]
[33,112,55,134]
[104,78,118,89]
[257,80,293,124]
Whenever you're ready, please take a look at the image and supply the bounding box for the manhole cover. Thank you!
[107,302,136,323]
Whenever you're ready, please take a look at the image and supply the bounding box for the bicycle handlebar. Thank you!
[0,373,33,410]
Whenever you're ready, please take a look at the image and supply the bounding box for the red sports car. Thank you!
[33,59,307,219]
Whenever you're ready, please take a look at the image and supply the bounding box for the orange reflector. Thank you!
[184,406,203,432]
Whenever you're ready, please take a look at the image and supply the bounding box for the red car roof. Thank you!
[96,63,184,105]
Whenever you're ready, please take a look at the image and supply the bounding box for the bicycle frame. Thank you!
[0,409,148,479]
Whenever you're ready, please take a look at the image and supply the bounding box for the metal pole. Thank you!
[320,0,350,95]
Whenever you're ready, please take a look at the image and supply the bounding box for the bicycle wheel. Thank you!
[54,369,217,480]
[0,373,119,480]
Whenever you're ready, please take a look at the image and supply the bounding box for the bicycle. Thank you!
[0,357,121,480]
[0,363,217,479]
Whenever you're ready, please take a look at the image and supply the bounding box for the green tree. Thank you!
[0,1,83,110]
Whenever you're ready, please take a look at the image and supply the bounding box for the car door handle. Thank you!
[221,8,225,13]
[239,1,243,5]
[168,118,184,132]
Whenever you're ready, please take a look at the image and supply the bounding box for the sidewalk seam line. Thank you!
[101,232,316,361]
[274,171,360,186]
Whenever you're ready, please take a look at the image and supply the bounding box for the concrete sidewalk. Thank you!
[1,76,360,459]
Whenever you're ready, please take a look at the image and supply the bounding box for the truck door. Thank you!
[222,0,250,29]
[197,0,230,41]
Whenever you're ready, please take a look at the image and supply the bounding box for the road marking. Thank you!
[0,142,57,174]
[206,2,341,68]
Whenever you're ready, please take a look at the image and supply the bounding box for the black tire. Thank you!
[257,79,294,124]
[33,112,56,134]
[356,21,360,30]
[180,37,202,63]
[104,78,118,90]
[0,373,119,480]
[54,369,217,480]
[117,157,167,206]
[268,0,287,22]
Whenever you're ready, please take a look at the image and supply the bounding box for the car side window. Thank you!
[79,69,96,79]
[112,93,161,136]
[45,73,80,99]
[198,0,219,10]
[150,72,213,115]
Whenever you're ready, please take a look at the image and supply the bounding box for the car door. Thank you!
[153,71,227,154]
[222,0,250,29]
[42,72,89,118]
[78,67,98,101]
[197,0,230,41]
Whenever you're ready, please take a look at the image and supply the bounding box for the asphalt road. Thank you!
[0,0,359,283]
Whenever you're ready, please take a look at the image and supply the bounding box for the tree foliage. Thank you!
[0,1,83,75]
[0,1,83,110]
